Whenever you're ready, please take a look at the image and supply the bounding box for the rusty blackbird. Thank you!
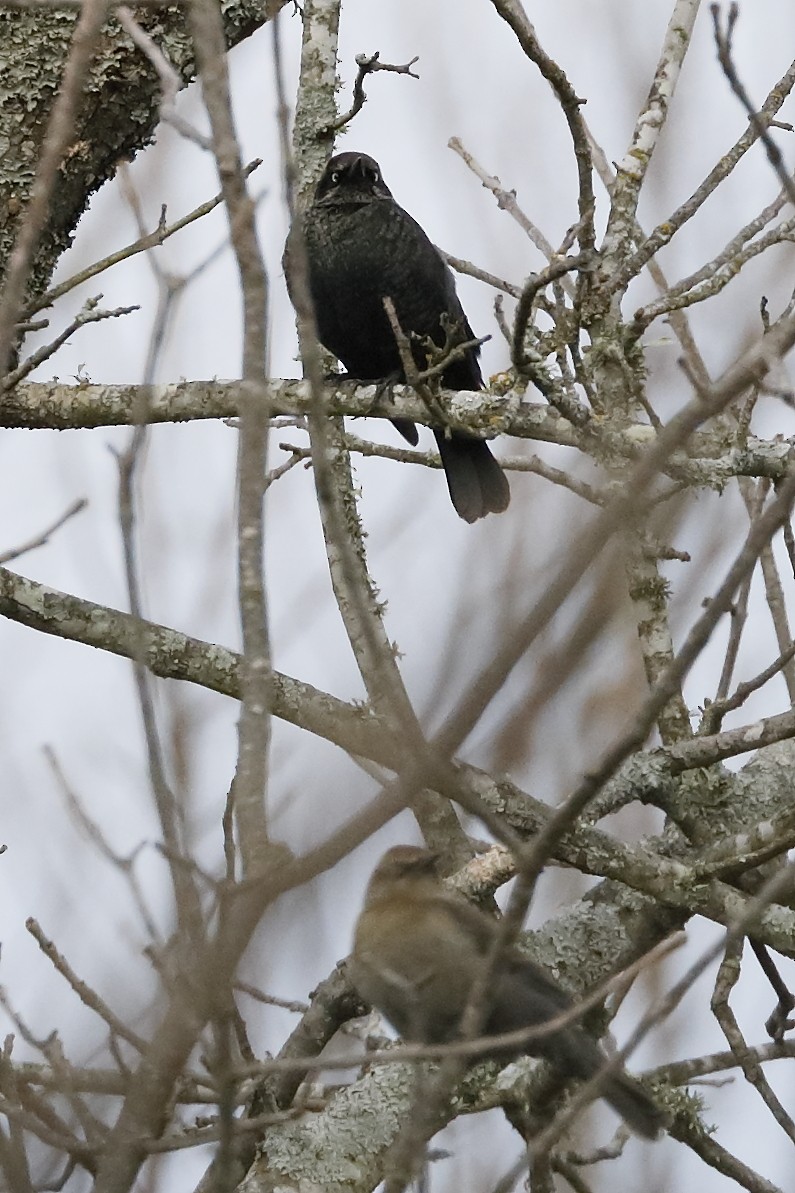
[289,152,511,523]
[349,845,666,1139]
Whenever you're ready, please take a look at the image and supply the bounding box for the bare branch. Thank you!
[322,51,419,134]
[0,498,86,564]
[712,3,795,208]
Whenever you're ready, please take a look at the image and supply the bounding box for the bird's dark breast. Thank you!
[304,197,473,384]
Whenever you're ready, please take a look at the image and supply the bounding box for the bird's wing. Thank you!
[431,893,576,1018]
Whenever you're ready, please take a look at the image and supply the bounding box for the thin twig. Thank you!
[25,920,147,1052]
[2,300,139,391]
[0,498,86,564]
[608,50,795,296]
[440,250,522,299]
[449,137,571,281]
[711,940,795,1142]
[27,160,262,317]
[486,0,594,260]
[712,4,795,209]
[322,51,419,133]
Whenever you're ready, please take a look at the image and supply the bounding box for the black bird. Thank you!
[290,152,510,523]
[349,846,667,1140]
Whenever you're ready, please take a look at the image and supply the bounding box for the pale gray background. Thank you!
[2,2,795,1189]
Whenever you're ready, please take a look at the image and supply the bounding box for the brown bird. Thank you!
[349,845,666,1140]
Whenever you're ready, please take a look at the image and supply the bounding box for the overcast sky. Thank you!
[3,3,795,1189]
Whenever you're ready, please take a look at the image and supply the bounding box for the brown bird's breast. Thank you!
[350,895,478,1044]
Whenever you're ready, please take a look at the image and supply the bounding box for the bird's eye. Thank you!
[330,171,340,184]
[372,169,380,181]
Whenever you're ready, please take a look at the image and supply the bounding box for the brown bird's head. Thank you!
[361,845,440,906]
[314,152,393,203]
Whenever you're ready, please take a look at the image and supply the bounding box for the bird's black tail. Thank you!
[550,1027,667,1140]
[600,1069,667,1140]
[434,430,510,523]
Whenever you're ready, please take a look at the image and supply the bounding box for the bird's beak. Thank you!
[416,850,440,874]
